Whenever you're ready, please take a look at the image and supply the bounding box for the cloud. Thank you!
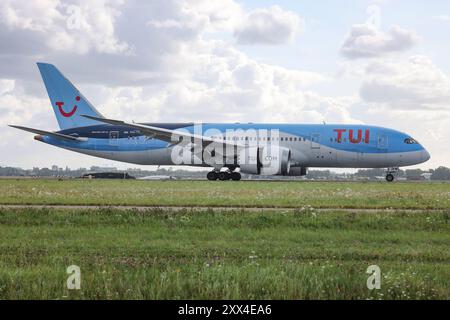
[434,15,450,23]
[341,24,419,59]
[0,0,131,55]
[234,5,303,45]
[0,79,14,96]
[148,0,243,34]
[85,41,337,124]
[360,56,450,110]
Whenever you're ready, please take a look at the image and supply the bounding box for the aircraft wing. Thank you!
[81,115,243,149]
[9,125,87,142]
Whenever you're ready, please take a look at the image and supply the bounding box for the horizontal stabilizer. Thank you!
[9,125,87,142]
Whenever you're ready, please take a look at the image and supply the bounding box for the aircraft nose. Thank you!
[422,149,430,162]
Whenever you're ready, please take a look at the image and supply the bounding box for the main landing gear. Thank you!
[207,169,241,181]
[385,167,399,182]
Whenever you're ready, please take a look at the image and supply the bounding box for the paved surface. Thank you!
[0,204,445,213]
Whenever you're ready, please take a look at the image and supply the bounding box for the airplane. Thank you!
[10,63,430,182]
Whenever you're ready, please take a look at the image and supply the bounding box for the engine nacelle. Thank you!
[238,146,291,176]
[238,146,259,174]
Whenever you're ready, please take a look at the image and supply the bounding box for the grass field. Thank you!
[0,179,449,209]
[0,207,448,299]
[0,179,448,299]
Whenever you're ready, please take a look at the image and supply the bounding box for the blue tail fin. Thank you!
[37,62,104,129]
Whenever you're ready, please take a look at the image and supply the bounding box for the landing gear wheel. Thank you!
[386,174,394,182]
[207,171,218,181]
[218,172,230,181]
[231,172,241,181]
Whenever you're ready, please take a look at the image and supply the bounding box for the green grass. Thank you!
[0,179,449,209]
[0,208,448,299]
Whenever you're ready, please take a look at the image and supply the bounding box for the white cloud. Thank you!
[0,0,62,32]
[341,24,419,59]
[146,0,243,41]
[0,0,131,55]
[88,41,339,125]
[234,5,303,45]
[434,15,450,23]
[360,56,450,110]
[0,79,15,96]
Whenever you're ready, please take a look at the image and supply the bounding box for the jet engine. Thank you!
[238,146,291,176]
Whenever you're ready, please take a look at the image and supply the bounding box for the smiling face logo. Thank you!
[55,96,80,117]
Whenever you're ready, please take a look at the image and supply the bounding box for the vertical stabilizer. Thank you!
[37,62,104,129]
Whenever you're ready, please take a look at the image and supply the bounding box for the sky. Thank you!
[0,0,449,170]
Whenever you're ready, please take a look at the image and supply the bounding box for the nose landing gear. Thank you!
[385,167,399,182]
[207,168,241,181]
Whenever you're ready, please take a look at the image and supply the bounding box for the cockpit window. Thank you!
[404,138,419,144]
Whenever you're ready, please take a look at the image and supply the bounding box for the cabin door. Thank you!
[310,133,321,149]
[377,133,388,149]
[109,131,119,146]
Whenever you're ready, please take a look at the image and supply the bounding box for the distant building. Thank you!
[89,166,118,172]
[421,173,432,180]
